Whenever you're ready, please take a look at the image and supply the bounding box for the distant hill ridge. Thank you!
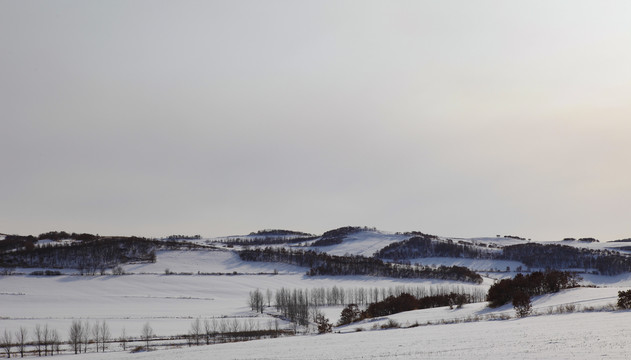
[311,226,377,247]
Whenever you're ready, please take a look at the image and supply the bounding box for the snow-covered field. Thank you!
[0,250,489,338]
[3,242,631,359]
[24,311,631,360]
[123,249,307,274]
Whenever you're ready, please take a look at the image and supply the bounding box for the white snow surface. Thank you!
[32,311,631,359]
[123,249,307,274]
[0,249,489,338]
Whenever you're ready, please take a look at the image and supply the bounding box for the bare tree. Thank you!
[119,328,127,351]
[50,329,61,355]
[42,324,50,356]
[69,320,83,354]
[230,318,240,333]
[81,321,90,353]
[203,319,213,345]
[1,330,12,358]
[141,322,153,351]
[217,319,227,343]
[92,322,102,352]
[34,324,43,357]
[189,318,201,346]
[112,265,125,275]
[16,327,27,358]
[249,289,264,313]
[100,321,110,352]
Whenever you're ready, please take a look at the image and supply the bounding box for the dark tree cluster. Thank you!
[0,237,157,274]
[0,235,37,253]
[503,235,527,240]
[37,231,100,242]
[166,234,202,240]
[486,270,580,308]
[239,247,483,283]
[1,231,106,254]
[512,291,532,317]
[248,229,313,237]
[611,238,631,243]
[617,290,631,309]
[395,231,438,238]
[364,292,470,318]
[310,226,376,247]
[220,236,316,246]
[338,304,362,325]
[377,236,631,276]
[338,292,473,325]
[375,235,495,261]
[501,243,631,275]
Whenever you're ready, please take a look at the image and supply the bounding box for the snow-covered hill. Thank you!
[307,229,407,257]
[3,227,631,358]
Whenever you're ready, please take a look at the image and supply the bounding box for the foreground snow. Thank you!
[39,311,631,359]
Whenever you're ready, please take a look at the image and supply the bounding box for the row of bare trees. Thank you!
[1,317,286,358]
[0,320,127,358]
[0,325,62,358]
[249,285,486,312]
[67,320,111,354]
[186,317,286,346]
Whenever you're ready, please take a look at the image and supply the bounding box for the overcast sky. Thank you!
[2,1,631,241]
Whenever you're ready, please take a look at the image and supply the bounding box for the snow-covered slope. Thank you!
[33,310,631,360]
[308,229,407,257]
[123,249,307,274]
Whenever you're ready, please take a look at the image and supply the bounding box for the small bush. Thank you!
[30,270,62,276]
[408,321,420,328]
[380,319,400,329]
[338,304,361,326]
[315,314,332,334]
[618,290,631,309]
[130,346,145,353]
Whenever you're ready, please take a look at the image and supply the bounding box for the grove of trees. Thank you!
[337,292,475,326]
[486,270,580,308]
[239,247,483,283]
[376,235,631,276]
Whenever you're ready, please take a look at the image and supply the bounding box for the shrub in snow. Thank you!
[315,314,333,334]
[617,290,631,309]
[338,304,362,326]
[380,319,400,329]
